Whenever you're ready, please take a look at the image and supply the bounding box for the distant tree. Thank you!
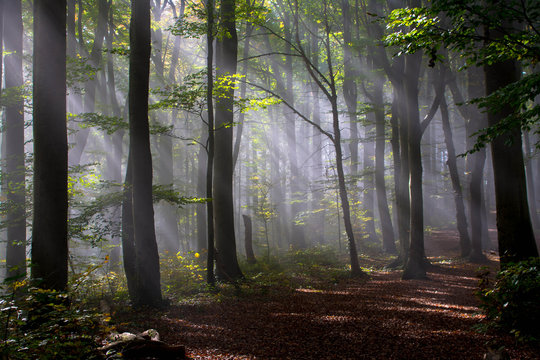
[127,0,163,306]
[4,0,26,280]
[213,0,244,281]
[31,0,68,290]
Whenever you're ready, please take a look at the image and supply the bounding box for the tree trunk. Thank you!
[128,0,162,307]
[213,0,243,281]
[32,0,68,291]
[4,0,26,280]
[242,215,256,264]
[437,70,470,258]
[205,0,215,285]
[484,58,539,264]
[402,50,426,280]
[372,74,396,253]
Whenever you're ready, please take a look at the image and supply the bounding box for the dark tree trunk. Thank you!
[206,0,216,285]
[242,215,256,264]
[484,59,539,264]
[4,0,26,280]
[32,0,68,291]
[128,0,162,307]
[213,0,243,281]
[402,51,426,280]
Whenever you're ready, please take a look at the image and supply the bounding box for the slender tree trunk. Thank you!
[372,74,396,253]
[437,69,470,257]
[128,0,162,307]
[242,215,256,264]
[4,0,26,280]
[32,0,68,291]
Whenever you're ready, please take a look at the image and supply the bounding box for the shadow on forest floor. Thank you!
[113,229,538,359]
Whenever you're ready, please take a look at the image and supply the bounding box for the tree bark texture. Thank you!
[484,59,539,264]
[128,0,162,307]
[402,50,426,280]
[32,0,68,291]
[213,0,243,281]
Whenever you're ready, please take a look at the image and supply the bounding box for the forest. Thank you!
[0,0,539,359]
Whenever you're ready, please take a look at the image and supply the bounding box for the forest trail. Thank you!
[116,230,538,359]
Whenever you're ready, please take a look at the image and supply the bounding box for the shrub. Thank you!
[476,258,540,343]
[0,282,108,359]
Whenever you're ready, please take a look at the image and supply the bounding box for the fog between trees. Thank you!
[0,0,539,306]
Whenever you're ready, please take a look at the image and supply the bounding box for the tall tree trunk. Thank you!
[437,68,470,258]
[372,73,396,253]
[32,0,68,291]
[465,67,488,261]
[484,58,539,264]
[4,0,26,280]
[128,0,162,307]
[402,50,426,280]
[213,0,243,281]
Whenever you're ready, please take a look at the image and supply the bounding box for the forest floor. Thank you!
[113,230,539,359]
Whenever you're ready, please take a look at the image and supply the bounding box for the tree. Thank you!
[31,0,68,290]
[384,0,540,265]
[127,0,163,306]
[213,0,244,281]
[4,0,26,280]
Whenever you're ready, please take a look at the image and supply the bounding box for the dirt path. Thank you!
[116,231,538,359]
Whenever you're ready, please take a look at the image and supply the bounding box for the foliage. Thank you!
[476,258,540,343]
[383,0,540,151]
[161,250,207,298]
[0,282,108,360]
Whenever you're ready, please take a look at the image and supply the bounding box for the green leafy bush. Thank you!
[0,282,108,359]
[476,258,540,343]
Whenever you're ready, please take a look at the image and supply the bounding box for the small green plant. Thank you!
[0,281,109,359]
[476,258,540,344]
